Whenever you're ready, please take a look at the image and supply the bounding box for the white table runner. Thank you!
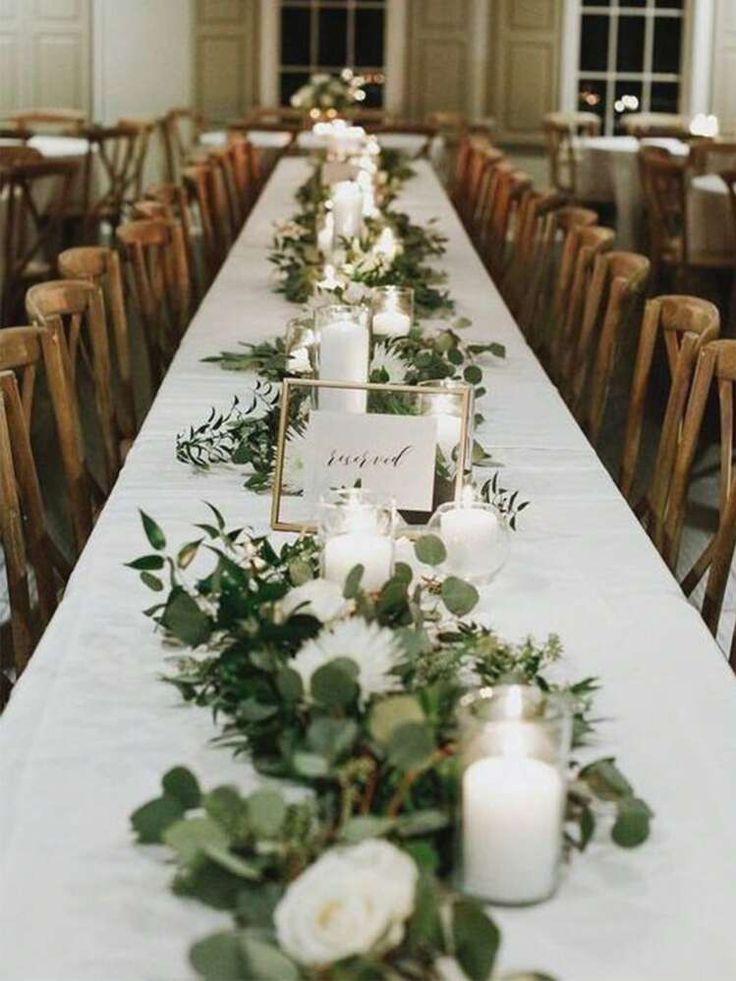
[1,158,735,980]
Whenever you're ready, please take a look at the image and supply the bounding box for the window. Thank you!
[577,0,686,134]
[279,0,387,108]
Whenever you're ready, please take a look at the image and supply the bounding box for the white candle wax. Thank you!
[323,532,393,591]
[318,318,369,413]
[440,506,498,576]
[462,755,564,904]
[372,310,411,337]
[317,213,334,257]
[332,181,363,244]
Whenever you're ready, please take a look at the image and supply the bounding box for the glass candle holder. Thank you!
[284,317,317,377]
[418,379,473,475]
[371,286,413,337]
[314,303,371,413]
[318,488,396,592]
[427,489,509,585]
[457,685,572,906]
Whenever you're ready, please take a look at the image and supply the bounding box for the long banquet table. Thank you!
[1,157,736,980]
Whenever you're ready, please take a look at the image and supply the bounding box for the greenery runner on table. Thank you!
[128,508,653,981]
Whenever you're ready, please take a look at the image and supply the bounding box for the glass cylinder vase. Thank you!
[318,488,396,592]
[314,303,371,413]
[457,685,572,906]
[371,286,414,337]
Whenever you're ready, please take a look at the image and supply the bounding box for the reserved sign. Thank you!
[303,409,438,511]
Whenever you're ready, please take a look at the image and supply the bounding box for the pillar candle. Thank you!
[323,532,393,591]
[318,318,369,413]
[440,505,498,576]
[332,181,363,245]
[462,755,565,904]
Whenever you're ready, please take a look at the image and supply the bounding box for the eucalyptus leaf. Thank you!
[202,843,260,880]
[580,758,634,801]
[414,534,447,567]
[189,930,245,981]
[161,588,212,647]
[162,766,202,810]
[126,554,165,571]
[140,571,164,592]
[163,817,230,864]
[246,789,287,838]
[452,899,500,981]
[311,660,359,707]
[130,795,184,843]
[612,797,652,848]
[239,935,299,980]
[343,563,365,599]
[339,815,396,843]
[441,577,479,616]
[140,509,166,550]
[387,721,436,772]
[369,694,425,746]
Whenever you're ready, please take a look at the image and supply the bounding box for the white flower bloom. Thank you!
[275,840,417,967]
[276,220,307,241]
[370,344,410,382]
[291,617,404,701]
[279,578,349,623]
[342,281,370,305]
[286,346,312,375]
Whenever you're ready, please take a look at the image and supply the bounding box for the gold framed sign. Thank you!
[270,378,473,532]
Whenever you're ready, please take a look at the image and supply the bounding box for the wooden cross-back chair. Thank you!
[208,146,245,235]
[549,224,616,386]
[26,280,121,496]
[227,135,260,215]
[0,152,78,325]
[144,183,201,299]
[81,121,152,240]
[116,217,191,385]
[690,142,736,176]
[621,112,690,140]
[480,164,533,282]
[0,369,60,685]
[9,108,86,136]
[183,162,229,281]
[569,251,651,442]
[58,246,136,445]
[503,189,566,329]
[522,205,599,352]
[160,108,205,183]
[663,341,736,656]
[468,147,505,247]
[0,324,92,563]
[543,111,601,198]
[640,151,736,292]
[620,295,720,564]
[458,139,496,229]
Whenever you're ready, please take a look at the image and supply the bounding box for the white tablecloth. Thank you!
[1,159,735,980]
[577,136,689,248]
[689,173,735,254]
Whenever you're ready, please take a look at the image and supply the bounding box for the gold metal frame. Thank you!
[271,377,473,532]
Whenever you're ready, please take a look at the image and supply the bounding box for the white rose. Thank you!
[274,840,417,966]
[279,578,349,623]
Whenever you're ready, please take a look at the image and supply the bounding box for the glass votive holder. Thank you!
[314,303,371,413]
[417,379,474,474]
[318,488,396,592]
[371,286,413,337]
[284,317,317,376]
[427,491,509,585]
[457,685,572,906]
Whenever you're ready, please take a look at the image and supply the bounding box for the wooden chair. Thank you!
[690,142,736,176]
[182,162,228,281]
[569,251,651,442]
[0,369,59,682]
[58,246,136,445]
[0,324,92,561]
[9,108,86,135]
[550,225,616,385]
[144,183,201,299]
[208,145,244,235]
[468,147,505,246]
[480,164,532,282]
[116,218,191,385]
[0,154,79,325]
[503,189,566,325]
[620,295,720,562]
[640,151,736,291]
[543,111,601,198]
[160,108,205,183]
[621,113,690,140]
[81,122,152,240]
[26,280,121,495]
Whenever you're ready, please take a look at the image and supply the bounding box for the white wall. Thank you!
[92,0,192,122]
[712,0,736,133]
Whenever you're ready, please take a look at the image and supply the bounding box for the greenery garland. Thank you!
[128,508,653,981]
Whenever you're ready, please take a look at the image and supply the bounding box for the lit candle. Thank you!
[317,307,370,413]
[316,263,342,294]
[462,754,565,904]
[332,180,363,246]
[373,227,399,264]
[317,212,334,257]
[440,489,499,577]
[323,532,393,591]
[371,284,412,338]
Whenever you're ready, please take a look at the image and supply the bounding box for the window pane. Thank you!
[650,81,680,113]
[318,8,347,67]
[355,8,384,67]
[362,80,384,108]
[655,0,683,8]
[579,15,609,73]
[613,80,643,133]
[617,16,645,72]
[578,79,607,126]
[653,17,683,73]
[280,71,311,106]
[623,0,646,6]
[582,0,610,5]
[281,8,311,66]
